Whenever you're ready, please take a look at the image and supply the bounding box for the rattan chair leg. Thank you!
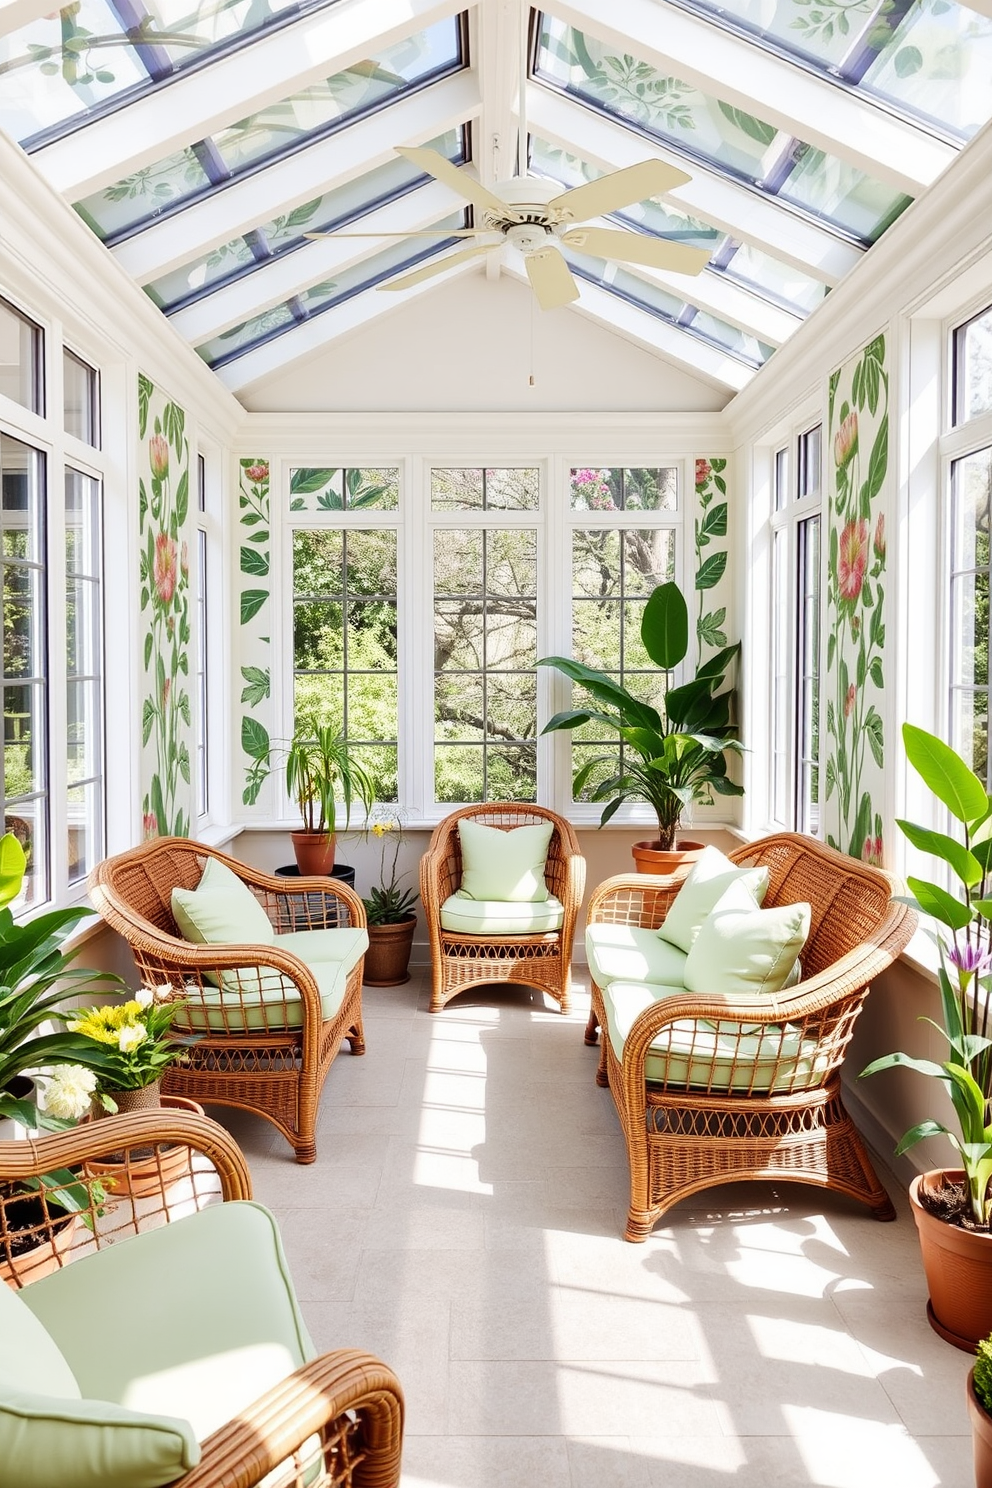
[584,1010,599,1046]
[347,1021,366,1056]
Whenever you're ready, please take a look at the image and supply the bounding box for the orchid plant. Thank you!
[362,819,418,926]
[861,724,992,1226]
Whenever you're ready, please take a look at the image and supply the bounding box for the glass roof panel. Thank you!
[529,133,826,316]
[0,0,343,148]
[196,211,467,367]
[72,18,464,242]
[565,247,774,367]
[144,126,466,312]
[535,15,912,244]
[651,0,992,141]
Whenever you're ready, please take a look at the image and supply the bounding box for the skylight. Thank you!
[71,18,465,243]
[534,14,913,245]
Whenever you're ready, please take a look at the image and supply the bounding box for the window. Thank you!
[432,469,539,804]
[769,426,822,832]
[953,306,992,427]
[63,350,100,447]
[194,455,209,818]
[65,467,104,883]
[949,307,992,781]
[0,297,43,415]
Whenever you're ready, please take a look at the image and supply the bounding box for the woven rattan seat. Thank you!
[420,805,585,1015]
[89,837,369,1163]
[583,833,916,1241]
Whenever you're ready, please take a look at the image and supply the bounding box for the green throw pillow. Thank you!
[172,855,274,946]
[658,845,770,953]
[683,877,810,999]
[458,819,554,903]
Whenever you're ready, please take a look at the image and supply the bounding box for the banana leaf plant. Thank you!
[861,724,992,1226]
[538,581,743,851]
[0,832,124,1105]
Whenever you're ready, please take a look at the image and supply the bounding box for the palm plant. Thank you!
[284,716,376,836]
[538,581,743,850]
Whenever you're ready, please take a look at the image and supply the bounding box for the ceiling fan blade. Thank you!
[303,228,486,240]
[548,160,692,223]
[524,248,580,311]
[396,146,513,219]
[562,226,711,277]
[379,241,499,293]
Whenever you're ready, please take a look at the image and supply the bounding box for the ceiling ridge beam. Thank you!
[112,71,480,283]
[528,86,861,285]
[170,181,460,343]
[31,0,466,198]
[550,0,955,194]
[0,0,55,38]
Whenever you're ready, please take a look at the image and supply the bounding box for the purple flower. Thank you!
[947,939,992,981]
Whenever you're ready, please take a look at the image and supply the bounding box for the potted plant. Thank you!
[969,1330,992,1487]
[538,580,743,870]
[861,723,992,1350]
[247,716,376,875]
[362,819,418,987]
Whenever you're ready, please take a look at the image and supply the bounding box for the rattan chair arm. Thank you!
[0,1109,253,1199]
[182,1349,404,1488]
[585,872,687,929]
[253,871,368,929]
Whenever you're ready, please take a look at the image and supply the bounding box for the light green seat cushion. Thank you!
[172,855,274,946]
[585,923,688,989]
[440,893,564,934]
[458,819,553,902]
[658,846,770,953]
[602,980,825,1093]
[179,927,367,1033]
[683,879,810,997]
[0,1281,199,1488]
[24,1201,315,1447]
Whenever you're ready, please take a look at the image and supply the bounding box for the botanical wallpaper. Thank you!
[693,457,731,659]
[238,458,273,808]
[138,374,193,839]
[824,334,889,863]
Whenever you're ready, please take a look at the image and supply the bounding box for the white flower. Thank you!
[117,1024,147,1054]
[44,1065,98,1121]
[134,985,155,1007]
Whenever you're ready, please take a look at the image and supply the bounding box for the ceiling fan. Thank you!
[305,148,711,311]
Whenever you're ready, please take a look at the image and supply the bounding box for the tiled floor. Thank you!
[214,969,974,1488]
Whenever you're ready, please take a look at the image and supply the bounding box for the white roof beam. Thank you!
[528,85,860,286]
[0,0,56,37]
[957,0,992,17]
[502,259,750,390]
[112,70,480,282]
[551,0,954,194]
[472,0,522,189]
[216,252,482,393]
[172,181,460,342]
[31,0,466,198]
[574,215,802,345]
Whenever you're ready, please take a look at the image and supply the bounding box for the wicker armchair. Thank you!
[0,1109,404,1488]
[89,837,369,1163]
[420,804,585,1015]
[584,833,916,1241]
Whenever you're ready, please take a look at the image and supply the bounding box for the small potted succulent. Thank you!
[538,580,742,870]
[362,819,418,987]
[969,1330,992,1487]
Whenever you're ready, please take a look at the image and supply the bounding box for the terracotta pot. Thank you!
[364,917,417,987]
[0,1200,77,1287]
[631,839,706,874]
[909,1170,992,1351]
[968,1370,992,1488]
[85,1094,205,1199]
[291,830,336,876]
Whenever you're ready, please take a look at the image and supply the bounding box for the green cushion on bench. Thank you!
[585,923,688,989]
[440,894,564,934]
[178,927,367,1033]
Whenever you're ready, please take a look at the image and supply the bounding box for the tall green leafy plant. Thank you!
[861,724,992,1226]
[539,581,743,850]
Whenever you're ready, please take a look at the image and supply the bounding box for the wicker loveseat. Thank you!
[0,1108,404,1488]
[584,834,916,1240]
[420,804,585,1015]
[89,837,369,1163]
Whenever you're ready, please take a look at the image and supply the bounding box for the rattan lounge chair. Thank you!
[0,1108,404,1488]
[584,833,916,1240]
[89,837,368,1163]
[420,804,585,1015]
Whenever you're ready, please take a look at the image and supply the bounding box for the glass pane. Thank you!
[348,600,398,665]
[487,744,538,801]
[0,298,42,414]
[435,744,484,803]
[434,529,483,593]
[484,468,540,510]
[3,439,46,842]
[346,672,397,741]
[3,559,37,680]
[294,672,343,731]
[573,597,622,670]
[432,468,485,511]
[67,779,100,884]
[67,678,101,781]
[798,425,822,499]
[294,601,344,668]
[196,525,208,816]
[571,467,677,510]
[774,448,788,511]
[771,527,790,825]
[721,241,827,315]
[74,19,463,239]
[293,528,344,590]
[535,17,911,245]
[798,515,821,835]
[4,798,46,908]
[951,448,992,787]
[64,350,99,445]
[436,675,485,740]
[954,307,992,426]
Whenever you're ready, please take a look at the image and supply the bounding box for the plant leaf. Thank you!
[903,723,988,823]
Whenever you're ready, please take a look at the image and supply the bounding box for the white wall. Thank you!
[238,269,731,414]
